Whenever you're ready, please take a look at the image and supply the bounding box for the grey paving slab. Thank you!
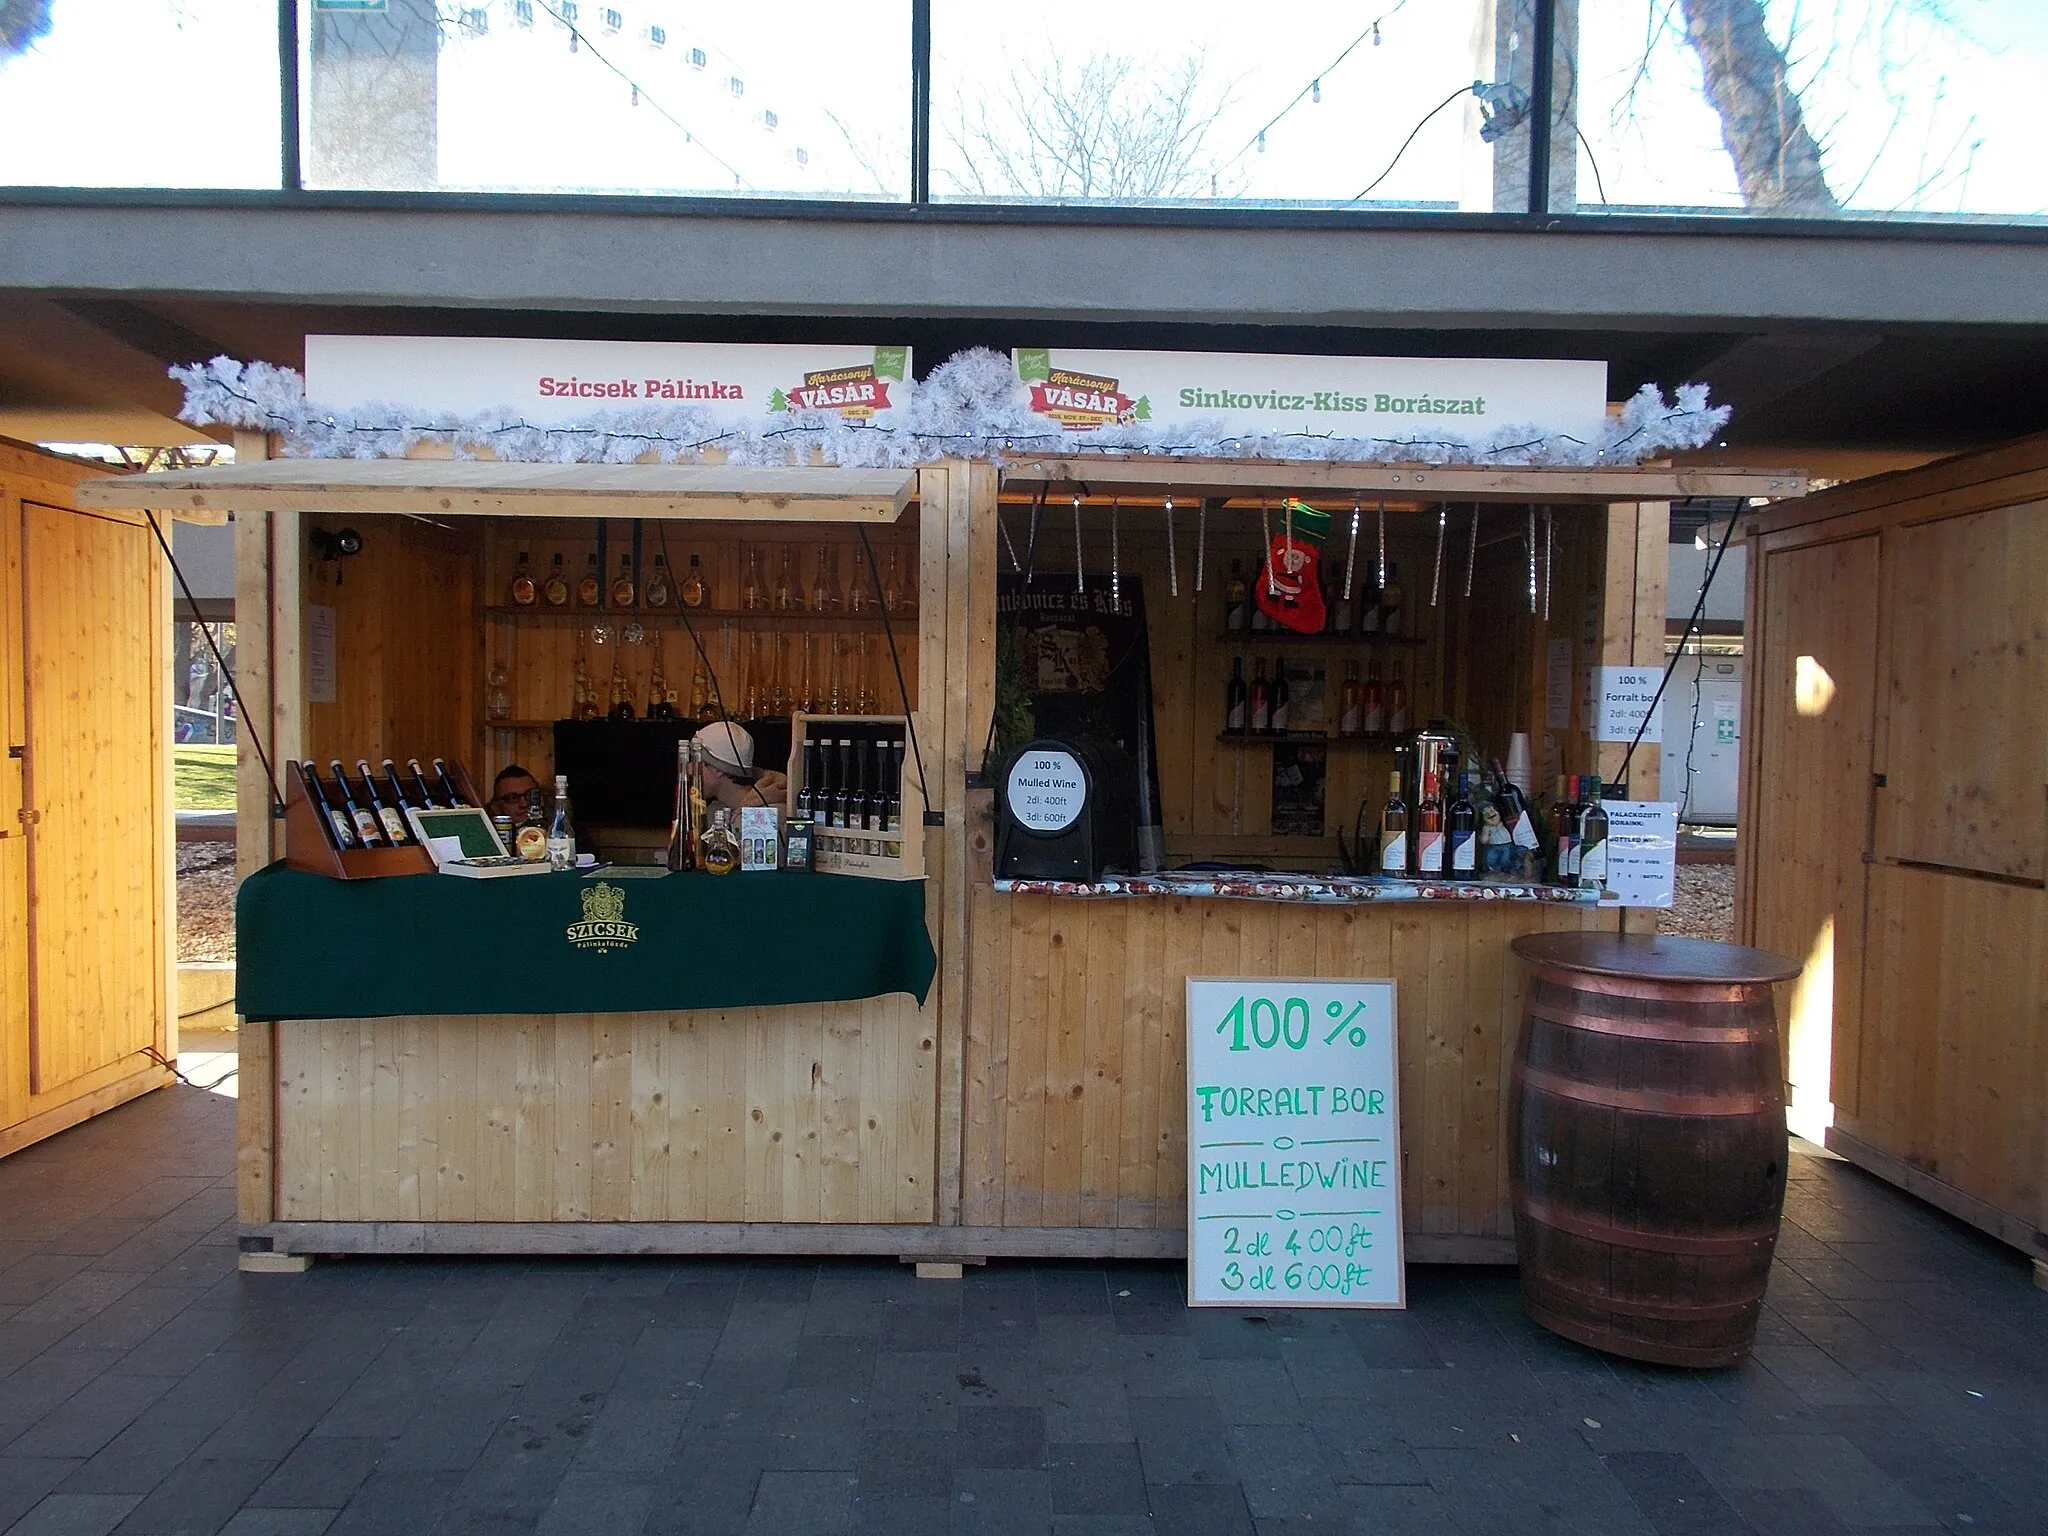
[3,1095,2046,1536]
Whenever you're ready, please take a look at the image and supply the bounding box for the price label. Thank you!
[1186,978,1405,1308]
[1005,749,1086,834]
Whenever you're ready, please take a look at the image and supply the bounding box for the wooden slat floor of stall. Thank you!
[267,996,934,1227]
[961,877,1616,1257]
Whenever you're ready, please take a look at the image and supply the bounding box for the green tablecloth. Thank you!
[236,864,935,1020]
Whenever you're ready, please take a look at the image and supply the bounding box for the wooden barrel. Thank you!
[1508,932,1801,1369]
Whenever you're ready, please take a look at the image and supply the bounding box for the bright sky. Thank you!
[0,0,2040,216]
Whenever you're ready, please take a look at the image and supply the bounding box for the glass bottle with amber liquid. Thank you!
[741,548,766,611]
[679,553,707,609]
[812,544,841,614]
[700,806,740,875]
[610,553,636,609]
[643,553,672,610]
[576,552,602,608]
[1378,771,1408,875]
[1338,661,1363,737]
[1415,770,1446,877]
[508,551,537,607]
[608,667,636,720]
[542,553,570,607]
[775,547,802,612]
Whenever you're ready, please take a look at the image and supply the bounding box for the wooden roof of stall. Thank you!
[999,457,1805,503]
[73,460,919,523]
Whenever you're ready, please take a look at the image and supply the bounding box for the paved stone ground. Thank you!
[1,1086,2044,1536]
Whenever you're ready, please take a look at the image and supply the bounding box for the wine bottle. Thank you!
[610,553,636,610]
[1360,565,1383,634]
[1224,559,1248,631]
[542,553,570,607]
[832,739,854,828]
[406,758,441,809]
[795,739,819,820]
[1380,560,1405,637]
[432,757,466,808]
[1338,661,1362,738]
[1448,772,1478,879]
[1362,661,1384,735]
[851,737,872,831]
[1249,659,1271,735]
[577,553,602,608]
[1489,757,1541,862]
[547,774,576,870]
[300,761,357,850]
[381,759,417,815]
[358,758,410,845]
[644,553,673,610]
[883,739,904,834]
[1554,775,1580,884]
[509,551,537,607]
[1416,770,1445,876]
[1577,775,1609,892]
[1387,662,1410,735]
[1224,657,1247,734]
[1378,771,1408,875]
[330,759,383,847]
[1270,659,1291,735]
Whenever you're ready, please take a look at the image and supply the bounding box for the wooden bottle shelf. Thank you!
[484,604,915,627]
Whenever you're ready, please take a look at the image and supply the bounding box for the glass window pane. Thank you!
[303,0,909,198]
[931,1,1542,211]
[0,1,281,189]
[1571,0,2048,222]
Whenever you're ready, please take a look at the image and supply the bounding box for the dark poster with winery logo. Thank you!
[994,576,1165,871]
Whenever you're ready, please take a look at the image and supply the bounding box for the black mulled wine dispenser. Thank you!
[993,736,1138,883]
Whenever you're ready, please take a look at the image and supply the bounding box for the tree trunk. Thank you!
[1679,0,1837,213]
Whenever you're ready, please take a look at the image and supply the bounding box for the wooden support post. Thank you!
[1595,500,1669,800]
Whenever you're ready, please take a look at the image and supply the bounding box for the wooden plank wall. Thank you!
[271,997,936,1224]
[960,875,1615,1236]
[0,441,174,1157]
[1740,439,2048,1256]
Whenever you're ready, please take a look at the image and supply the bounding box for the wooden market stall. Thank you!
[0,438,175,1158]
[1736,432,2048,1272]
[83,445,1799,1266]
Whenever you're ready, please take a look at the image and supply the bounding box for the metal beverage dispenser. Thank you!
[1401,725,1461,845]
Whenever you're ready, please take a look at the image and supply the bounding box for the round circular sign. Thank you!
[1005,747,1087,835]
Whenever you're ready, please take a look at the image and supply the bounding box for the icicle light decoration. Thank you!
[1464,503,1478,599]
[1343,499,1360,600]
[1164,493,1179,597]
[999,506,1022,572]
[1376,501,1387,585]
[1023,487,1043,586]
[1110,496,1121,608]
[1527,506,1538,614]
[1195,499,1207,591]
[1072,490,1085,594]
[1542,508,1554,621]
[1430,505,1446,606]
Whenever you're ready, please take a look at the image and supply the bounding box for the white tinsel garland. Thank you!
[171,347,1729,468]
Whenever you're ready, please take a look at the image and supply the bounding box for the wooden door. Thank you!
[1748,535,1880,1136]
[21,501,165,1096]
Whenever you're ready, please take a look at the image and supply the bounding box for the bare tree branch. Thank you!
[1678,0,1837,211]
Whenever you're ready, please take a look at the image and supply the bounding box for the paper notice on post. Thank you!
[308,604,337,705]
[1596,800,1678,909]
[1593,666,1664,743]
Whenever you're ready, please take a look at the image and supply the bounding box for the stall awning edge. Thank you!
[73,460,919,523]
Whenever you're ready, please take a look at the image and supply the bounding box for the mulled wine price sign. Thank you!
[1185,979,1405,1308]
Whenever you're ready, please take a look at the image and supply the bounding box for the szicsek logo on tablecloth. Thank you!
[566,881,639,953]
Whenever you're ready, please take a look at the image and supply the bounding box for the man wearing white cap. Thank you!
[690,720,788,817]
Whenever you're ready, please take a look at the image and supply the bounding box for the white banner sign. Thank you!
[1593,666,1665,744]
[1186,978,1405,1309]
[1015,348,1608,445]
[304,336,912,424]
[1597,800,1679,909]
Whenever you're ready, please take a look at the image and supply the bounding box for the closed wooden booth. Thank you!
[1738,433,2048,1267]
[85,433,1808,1266]
[0,439,175,1158]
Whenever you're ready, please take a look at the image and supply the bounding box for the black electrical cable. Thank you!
[144,510,284,817]
[1350,83,1471,202]
[855,525,930,814]
[650,521,772,806]
[1679,639,1706,823]
[1616,510,1738,792]
[138,1043,238,1094]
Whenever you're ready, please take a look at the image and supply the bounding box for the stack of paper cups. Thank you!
[1505,733,1533,793]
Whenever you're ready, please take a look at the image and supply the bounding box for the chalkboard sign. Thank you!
[1186,978,1405,1308]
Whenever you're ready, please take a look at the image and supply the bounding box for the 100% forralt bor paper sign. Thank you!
[1185,978,1405,1308]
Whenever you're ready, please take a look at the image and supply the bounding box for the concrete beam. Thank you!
[3,204,2048,332]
